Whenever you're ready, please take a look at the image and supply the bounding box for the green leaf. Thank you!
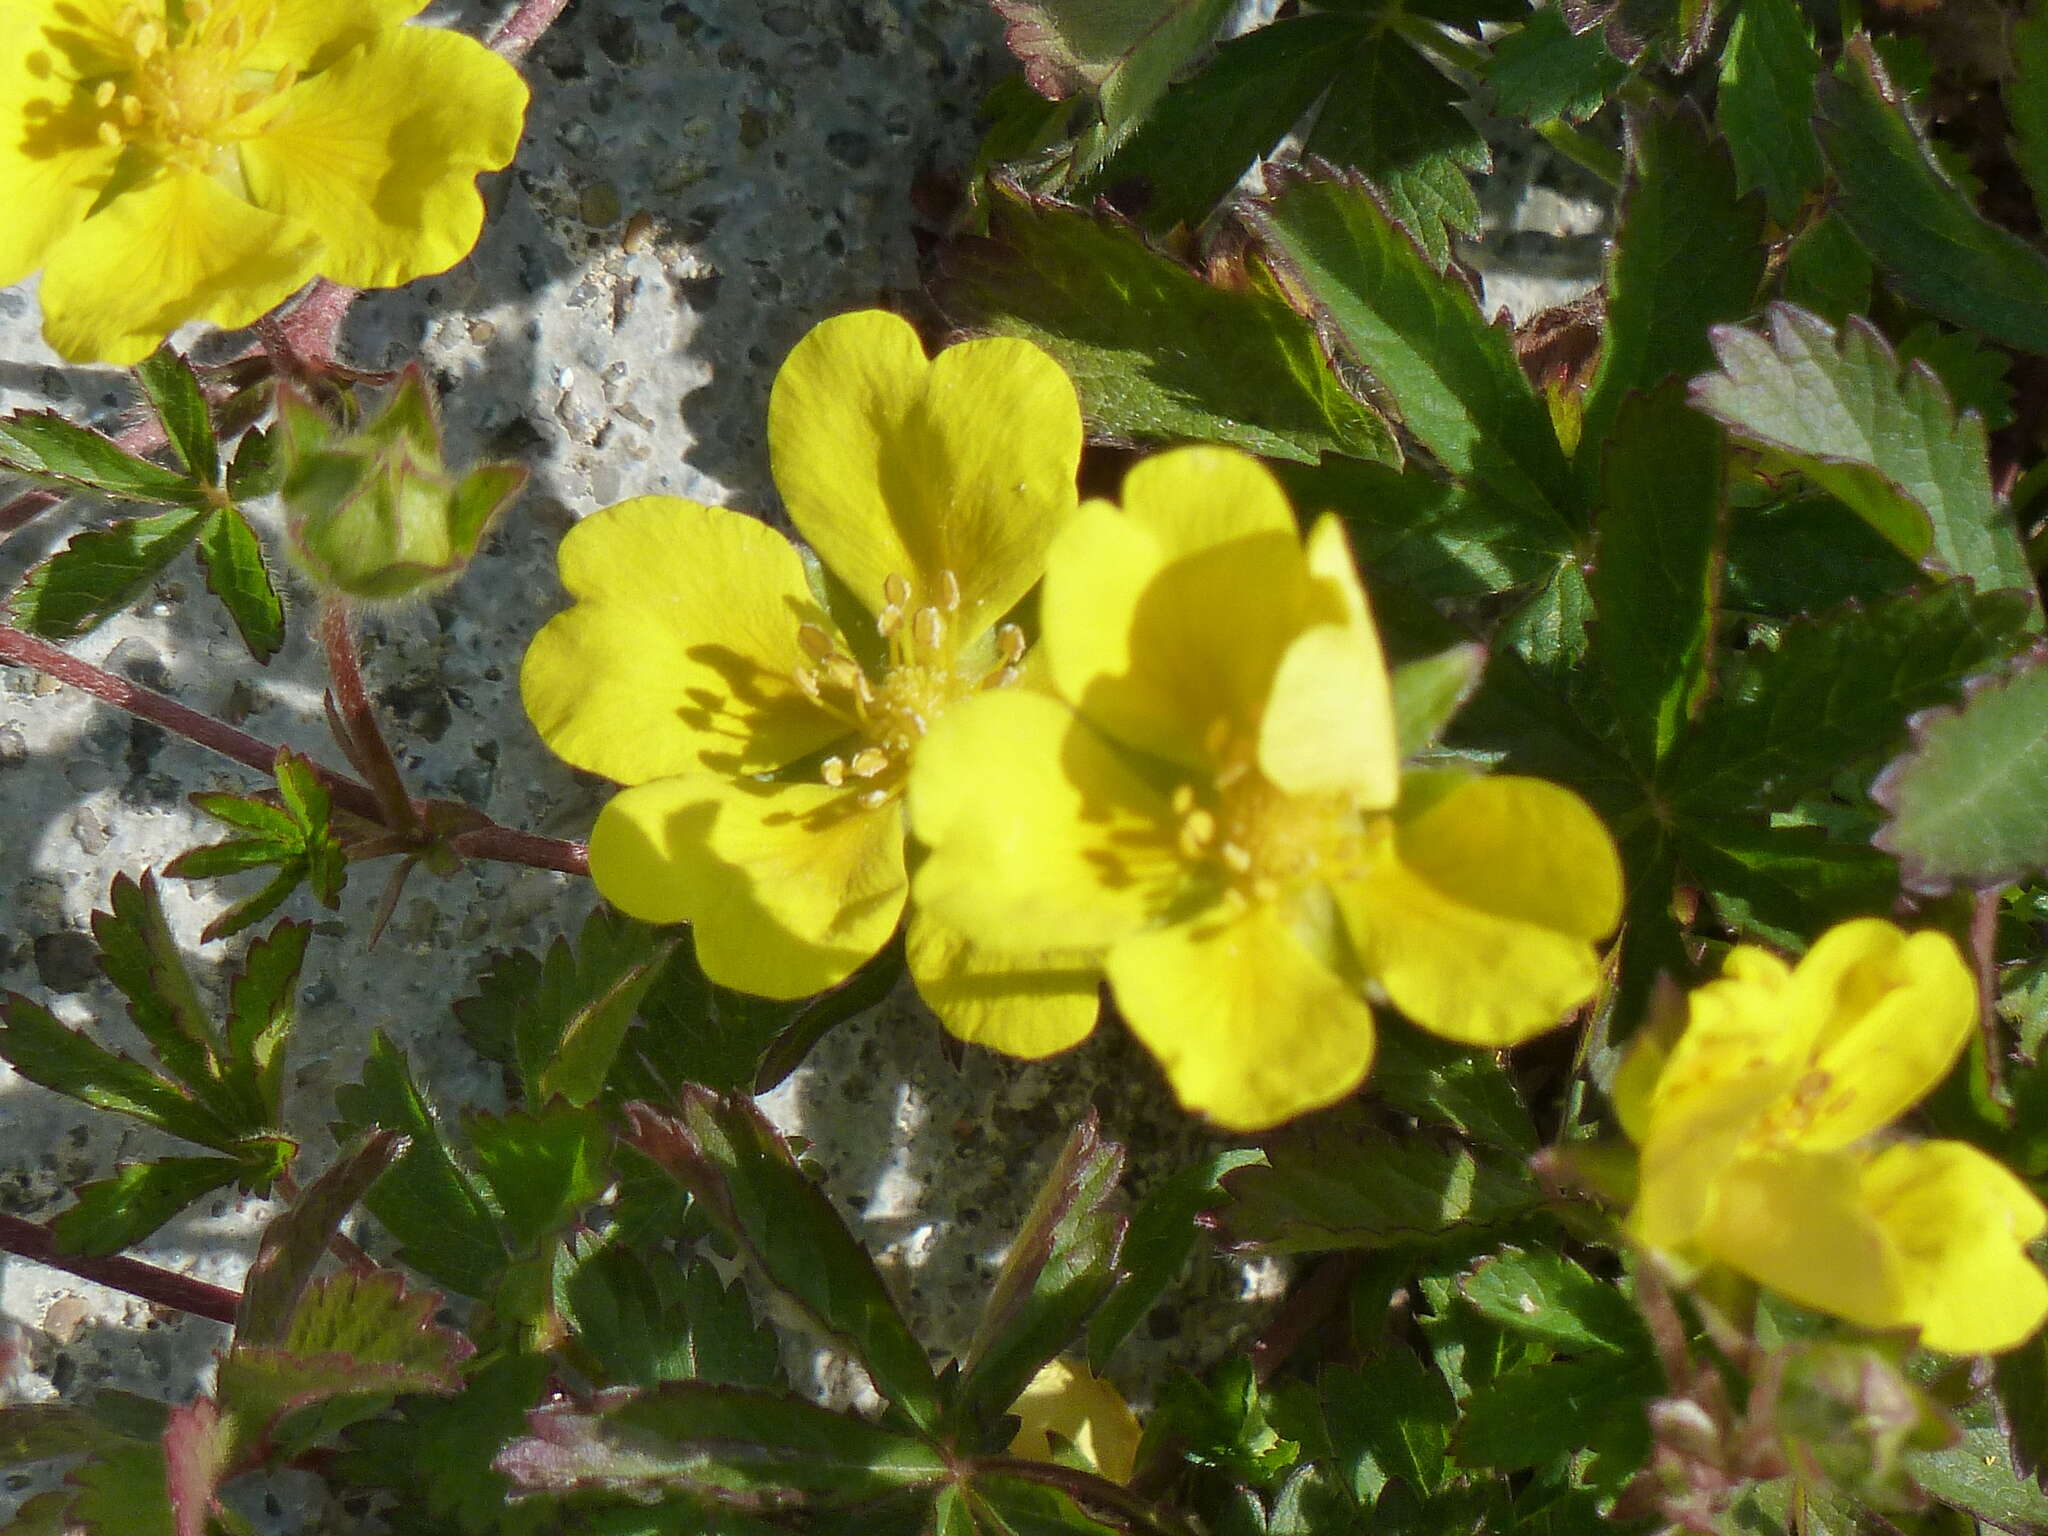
[222,919,309,1131]
[197,504,284,664]
[1390,643,1487,758]
[1721,493,1920,616]
[991,0,1236,129]
[1149,1356,1299,1484]
[960,1114,1126,1430]
[1222,1116,1539,1255]
[1088,1148,1265,1368]
[1992,1329,2048,1489]
[1715,0,1822,224]
[624,1093,942,1432]
[942,182,1397,466]
[1453,1353,1657,1472]
[1303,32,1488,269]
[1670,585,2032,814]
[1321,1348,1456,1502]
[0,992,240,1150]
[1369,1020,1538,1156]
[1691,304,2033,600]
[1485,11,1626,125]
[134,349,218,486]
[1684,817,1899,947]
[1817,37,2048,357]
[465,1104,610,1252]
[227,426,283,502]
[556,1239,780,1390]
[1896,323,2017,433]
[90,872,229,1109]
[1906,1398,2048,1530]
[495,1383,950,1505]
[1083,14,1369,232]
[452,909,676,1108]
[218,1270,470,1456]
[614,931,816,1100]
[1457,1250,1651,1355]
[237,1128,404,1345]
[1576,105,1765,470]
[1251,171,1576,534]
[1589,382,1724,769]
[8,506,209,640]
[0,410,205,504]
[965,1476,1123,1536]
[332,1034,506,1298]
[1874,658,2048,892]
[1779,210,1873,323]
[50,1157,245,1258]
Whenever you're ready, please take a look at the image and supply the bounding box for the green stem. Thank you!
[1386,13,1486,75]
[1538,118,1625,190]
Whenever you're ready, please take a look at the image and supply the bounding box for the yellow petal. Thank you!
[1257,514,1399,806]
[1044,468,1311,769]
[905,906,1100,1059]
[1789,920,1977,1151]
[39,169,319,364]
[521,497,846,784]
[1007,1360,1142,1485]
[1689,1150,1908,1332]
[246,0,431,73]
[767,310,1081,641]
[1611,977,1687,1147]
[0,4,125,288]
[1861,1140,2048,1355]
[238,26,527,290]
[588,774,907,999]
[909,689,1181,953]
[1107,901,1376,1131]
[1337,773,1622,1047]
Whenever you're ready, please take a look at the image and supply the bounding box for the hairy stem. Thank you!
[0,1212,240,1327]
[320,600,422,836]
[0,623,587,877]
[1971,887,2010,1103]
[489,0,575,61]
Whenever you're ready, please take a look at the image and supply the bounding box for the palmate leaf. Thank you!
[1691,304,2034,601]
[1457,1249,1652,1357]
[50,1156,248,1258]
[990,0,1235,128]
[1715,0,1822,224]
[1319,1347,1457,1503]
[168,749,348,943]
[941,182,1397,467]
[0,410,204,504]
[196,503,284,664]
[133,348,219,486]
[237,1128,405,1345]
[0,992,241,1151]
[8,507,209,640]
[1485,10,1626,126]
[463,1103,610,1252]
[555,1238,780,1390]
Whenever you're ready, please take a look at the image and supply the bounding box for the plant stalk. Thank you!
[489,0,575,61]
[319,600,423,837]
[0,1212,240,1327]
[1970,887,2010,1103]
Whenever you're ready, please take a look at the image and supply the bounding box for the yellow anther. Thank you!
[94,81,118,107]
[821,655,863,693]
[858,786,891,809]
[792,666,822,701]
[938,569,961,612]
[883,572,911,609]
[121,94,143,124]
[820,756,847,787]
[852,671,876,706]
[876,603,903,639]
[850,747,890,780]
[1219,842,1254,874]
[914,606,945,652]
[1171,784,1197,816]
[996,624,1026,665]
[1251,875,1282,904]
[97,120,123,147]
[133,22,163,58]
[796,623,836,662]
[1178,810,1217,858]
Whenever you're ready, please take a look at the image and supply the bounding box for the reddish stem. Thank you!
[1970,887,2010,1103]
[319,600,422,836]
[489,0,575,60]
[0,622,588,877]
[0,418,171,544]
[0,1212,240,1327]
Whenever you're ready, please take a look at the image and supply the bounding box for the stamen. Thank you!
[1171,784,1196,815]
[1178,810,1216,859]
[913,606,945,652]
[821,656,863,693]
[133,22,163,58]
[796,623,836,662]
[858,787,891,809]
[938,569,961,612]
[94,81,117,107]
[1218,842,1253,874]
[792,666,822,701]
[883,572,911,609]
[876,604,903,639]
[849,748,890,779]
[821,756,847,787]
[97,121,122,147]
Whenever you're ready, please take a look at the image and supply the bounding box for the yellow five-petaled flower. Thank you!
[523,310,1101,1053]
[1618,918,2048,1354]
[909,446,1624,1130]
[2,0,528,363]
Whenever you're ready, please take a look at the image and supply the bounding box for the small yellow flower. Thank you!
[909,446,1623,1131]
[1618,919,2048,1354]
[1007,1359,1142,1485]
[1,0,528,363]
[522,310,1098,1055]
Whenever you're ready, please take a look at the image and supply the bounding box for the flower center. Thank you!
[89,1,290,169]
[1172,725,1381,909]
[790,569,1027,808]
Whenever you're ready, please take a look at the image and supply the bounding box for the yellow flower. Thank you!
[908,446,1623,1131]
[2,0,528,363]
[522,310,1097,1055]
[1618,919,2048,1354]
[1007,1359,1142,1485]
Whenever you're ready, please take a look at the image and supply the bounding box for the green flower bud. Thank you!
[1773,1343,1954,1508]
[280,366,526,602]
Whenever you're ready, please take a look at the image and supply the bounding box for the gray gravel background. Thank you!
[0,0,1605,1524]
